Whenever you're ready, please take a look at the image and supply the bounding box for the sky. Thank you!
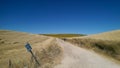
[0,0,120,34]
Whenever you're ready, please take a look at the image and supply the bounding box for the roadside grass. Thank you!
[0,40,63,68]
[34,41,63,68]
[65,30,120,61]
[65,38,120,61]
[41,34,86,38]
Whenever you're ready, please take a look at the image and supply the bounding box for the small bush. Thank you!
[0,41,5,44]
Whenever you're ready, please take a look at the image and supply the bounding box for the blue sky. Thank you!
[0,0,120,34]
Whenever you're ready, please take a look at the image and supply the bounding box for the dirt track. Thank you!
[54,39,120,68]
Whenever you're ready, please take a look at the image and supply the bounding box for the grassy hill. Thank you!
[0,30,63,68]
[85,30,120,41]
[65,30,120,62]
[41,34,86,38]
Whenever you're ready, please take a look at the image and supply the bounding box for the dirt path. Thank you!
[55,39,120,68]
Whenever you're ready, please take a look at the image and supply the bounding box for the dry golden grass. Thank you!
[34,40,63,68]
[0,30,63,68]
[6,40,63,68]
[84,30,120,41]
[65,30,120,62]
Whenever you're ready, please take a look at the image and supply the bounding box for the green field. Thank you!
[41,34,86,38]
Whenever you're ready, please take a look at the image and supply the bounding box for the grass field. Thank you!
[0,30,63,68]
[84,30,120,41]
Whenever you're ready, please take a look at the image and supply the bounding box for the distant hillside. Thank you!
[41,34,86,38]
[85,30,120,41]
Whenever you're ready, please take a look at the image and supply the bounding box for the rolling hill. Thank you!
[84,30,120,41]
[66,30,120,62]
[0,30,63,68]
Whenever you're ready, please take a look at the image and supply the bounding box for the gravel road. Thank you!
[54,39,120,68]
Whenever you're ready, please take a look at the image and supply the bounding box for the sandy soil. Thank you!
[54,39,120,68]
